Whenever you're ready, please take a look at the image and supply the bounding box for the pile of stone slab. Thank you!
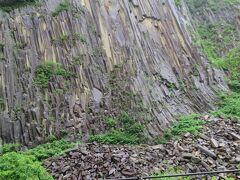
[44,116,240,179]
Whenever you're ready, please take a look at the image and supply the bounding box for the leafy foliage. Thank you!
[0,0,37,12]
[23,139,75,161]
[221,46,240,92]
[0,152,53,180]
[34,61,71,88]
[0,143,20,154]
[0,139,75,180]
[212,92,240,118]
[174,0,182,6]
[156,114,205,143]
[52,0,70,17]
[190,6,240,121]
[90,112,147,145]
[193,23,239,66]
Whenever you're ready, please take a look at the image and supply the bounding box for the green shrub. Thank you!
[90,112,147,145]
[170,114,205,136]
[0,143,20,154]
[0,152,53,180]
[23,139,75,161]
[222,46,240,92]
[34,61,71,88]
[212,92,240,118]
[156,114,205,143]
[104,117,117,129]
[0,0,37,12]
[52,0,70,17]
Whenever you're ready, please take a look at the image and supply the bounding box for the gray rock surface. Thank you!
[0,0,231,145]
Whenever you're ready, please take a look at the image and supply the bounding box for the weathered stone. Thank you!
[44,119,240,180]
[210,138,219,148]
[197,145,217,159]
[230,132,240,140]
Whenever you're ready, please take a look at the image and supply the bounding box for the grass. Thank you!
[23,139,75,161]
[34,61,72,88]
[211,92,240,119]
[0,152,53,180]
[89,112,147,145]
[188,3,240,122]
[52,0,70,17]
[0,139,75,180]
[156,114,205,144]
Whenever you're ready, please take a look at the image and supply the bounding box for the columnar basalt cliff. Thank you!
[0,0,228,145]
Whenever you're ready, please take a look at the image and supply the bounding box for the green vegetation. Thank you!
[156,114,205,144]
[23,139,75,161]
[195,24,240,120]
[90,112,147,145]
[181,0,240,12]
[174,0,182,6]
[193,23,240,67]
[219,45,240,92]
[73,33,87,43]
[186,0,240,122]
[153,167,235,179]
[0,139,75,180]
[0,0,37,12]
[0,143,20,154]
[153,167,191,180]
[34,61,71,88]
[0,152,53,180]
[93,47,104,57]
[52,0,70,17]
[211,92,240,118]
[0,98,4,106]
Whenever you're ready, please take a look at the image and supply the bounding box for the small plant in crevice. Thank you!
[73,33,87,43]
[0,97,4,106]
[33,61,72,88]
[71,51,86,66]
[52,0,70,17]
[89,112,147,145]
[174,0,182,6]
[0,43,4,50]
[93,47,104,57]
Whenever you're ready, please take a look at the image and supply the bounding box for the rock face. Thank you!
[44,117,240,179]
[0,0,228,145]
[179,0,240,57]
